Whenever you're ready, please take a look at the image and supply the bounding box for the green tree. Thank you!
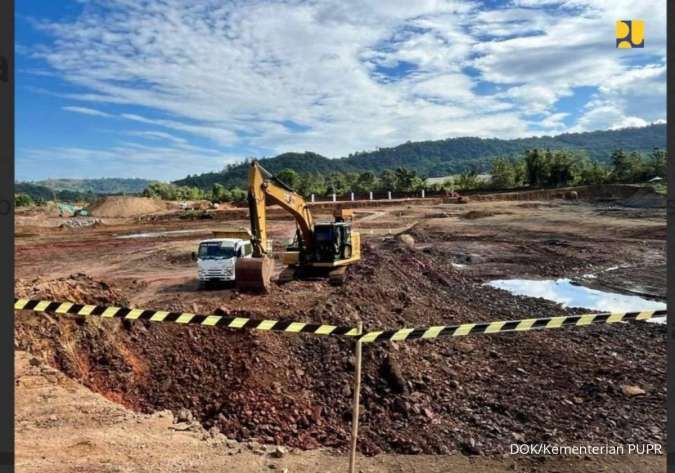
[15,193,34,207]
[610,149,643,183]
[490,157,517,189]
[547,151,578,187]
[379,169,399,191]
[326,173,349,195]
[456,170,480,191]
[394,167,424,192]
[649,147,667,179]
[211,183,227,202]
[298,173,327,196]
[144,182,180,200]
[524,149,551,187]
[344,172,360,192]
[513,159,527,186]
[229,187,247,202]
[276,168,301,189]
[578,160,609,185]
[354,171,377,193]
[220,189,233,202]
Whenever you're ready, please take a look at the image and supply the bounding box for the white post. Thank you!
[369,192,373,201]
[332,193,336,202]
[350,192,354,201]
[348,321,363,473]
[421,189,425,198]
[311,194,315,203]
[387,191,392,200]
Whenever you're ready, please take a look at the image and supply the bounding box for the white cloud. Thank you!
[21,0,667,179]
[62,106,112,117]
[531,111,569,133]
[501,85,570,115]
[18,142,240,181]
[120,113,237,146]
[471,0,666,132]
[569,99,652,132]
[29,0,522,159]
[125,130,188,144]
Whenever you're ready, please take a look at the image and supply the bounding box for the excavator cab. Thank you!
[282,220,358,285]
[312,222,353,262]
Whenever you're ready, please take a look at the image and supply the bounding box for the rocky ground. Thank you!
[14,190,667,471]
[16,351,665,473]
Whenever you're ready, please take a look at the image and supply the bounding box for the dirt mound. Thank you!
[89,197,168,218]
[15,273,128,305]
[516,202,554,209]
[59,218,103,230]
[14,242,666,457]
[461,210,511,220]
[622,188,666,209]
[18,351,664,473]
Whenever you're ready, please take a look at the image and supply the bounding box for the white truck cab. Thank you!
[195,238,253,285]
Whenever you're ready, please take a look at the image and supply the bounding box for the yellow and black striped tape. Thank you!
[14,299,665,344]
[358,309,667,343]
[14,298,360,338]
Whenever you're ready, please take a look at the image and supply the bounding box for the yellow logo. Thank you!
[616,20,644,48]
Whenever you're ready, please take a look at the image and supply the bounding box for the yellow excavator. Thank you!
[235,160,360,292]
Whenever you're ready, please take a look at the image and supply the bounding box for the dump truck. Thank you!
[235,160,360,292]
[193,229,253,287]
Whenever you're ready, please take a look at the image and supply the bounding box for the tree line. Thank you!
[15,147,667,207]
[461,147,667,191]
[135,147,667,203]
[174,124,666,189]
[138,167,428,203]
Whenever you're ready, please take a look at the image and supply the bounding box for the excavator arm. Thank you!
[236,160,360,292]
[247,160,314,257]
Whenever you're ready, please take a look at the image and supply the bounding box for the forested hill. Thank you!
[33,178,152,194]
[174,124,666,189]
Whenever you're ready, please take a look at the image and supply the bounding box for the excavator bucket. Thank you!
[235,257,273,293]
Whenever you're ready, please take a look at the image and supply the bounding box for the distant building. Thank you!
[425,174,492,186]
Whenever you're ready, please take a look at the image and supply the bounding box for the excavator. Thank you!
[234,160,360,292]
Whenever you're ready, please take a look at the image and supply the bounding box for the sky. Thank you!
[16,0,667,182]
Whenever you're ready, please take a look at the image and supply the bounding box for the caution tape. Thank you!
[358,309,667,343]
[14,298,666,344]
[13,298,360,338]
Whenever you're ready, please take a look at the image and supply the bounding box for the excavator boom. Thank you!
[246,161,313,256]
[236,160,360,292]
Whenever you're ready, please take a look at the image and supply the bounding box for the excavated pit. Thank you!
[15,235,666,456]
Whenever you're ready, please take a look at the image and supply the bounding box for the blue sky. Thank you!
[16,0,666,182]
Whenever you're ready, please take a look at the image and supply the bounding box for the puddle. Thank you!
[115,229,206,239]
[486,278,666,324]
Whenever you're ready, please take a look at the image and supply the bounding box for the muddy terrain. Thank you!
[14,187,667,471]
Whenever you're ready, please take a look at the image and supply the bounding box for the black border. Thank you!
[668,0,674,470]
[0,0,14,471]
[0,3,670,472]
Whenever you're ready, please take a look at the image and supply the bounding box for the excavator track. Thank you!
[328,266,347,286]
[277,267,296,284]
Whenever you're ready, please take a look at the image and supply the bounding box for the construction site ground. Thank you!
[14,187,667,472]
